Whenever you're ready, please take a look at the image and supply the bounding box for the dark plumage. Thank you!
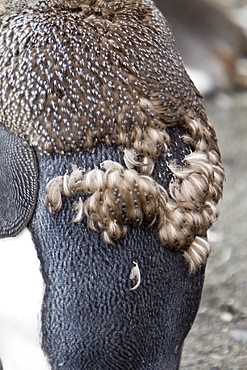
[0,124,38,237]
[0,0,224,369]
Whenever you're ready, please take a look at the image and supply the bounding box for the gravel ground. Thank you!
[181,90,247,369]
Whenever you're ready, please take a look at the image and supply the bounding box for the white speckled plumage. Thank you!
[0,0,224,272]
[1,0,199,154]
[0,2,225,369]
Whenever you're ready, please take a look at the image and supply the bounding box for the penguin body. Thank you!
[0,1,224,369]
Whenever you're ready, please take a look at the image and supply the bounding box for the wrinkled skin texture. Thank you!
[0,1,223,369]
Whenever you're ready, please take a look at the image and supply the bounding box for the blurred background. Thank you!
[155,0,247,96]
[0,0,246,369]
[154,0,247,368]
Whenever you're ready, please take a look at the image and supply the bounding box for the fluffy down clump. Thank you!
[1,0,223,272]
[45,114,224,274]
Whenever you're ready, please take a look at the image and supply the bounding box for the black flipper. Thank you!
[0,124,38,238]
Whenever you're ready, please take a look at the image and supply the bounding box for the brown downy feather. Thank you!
[0,0,224,272]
